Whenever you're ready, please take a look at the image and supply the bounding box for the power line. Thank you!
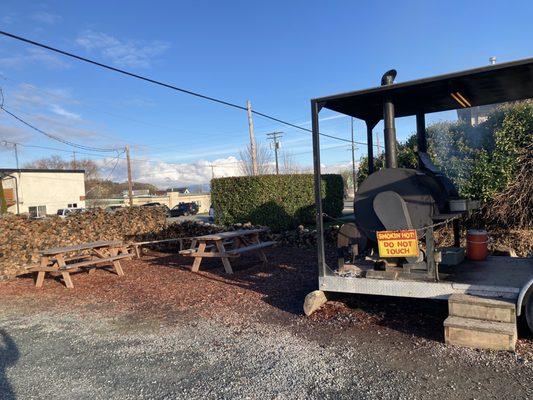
[0,30,364,145]
[0,31,246,111]
[0,75,258,144]
[4,75,358,148]
[0,105,120,153]
[85,151,124,195]
[1,140,117,159]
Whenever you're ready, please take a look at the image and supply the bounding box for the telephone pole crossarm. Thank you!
[266,131,283,175]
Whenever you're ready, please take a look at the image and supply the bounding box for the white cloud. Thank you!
[27,48,70,69]
[30,11,62,24]
[1,83,122,147]
[0,48,70,70]
[321,161,356,173]
[11,84,76,108]
[75,30,170,68]
[97,156,242,188]
[50,104,81,120]
[0,125,33,146]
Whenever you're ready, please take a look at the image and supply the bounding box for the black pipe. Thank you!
[381,70,398,169]
[366,121,374,174]
[416,112,427,153]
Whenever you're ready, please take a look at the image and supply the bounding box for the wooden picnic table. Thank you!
[179,228,275,274]
[29,240,132,289]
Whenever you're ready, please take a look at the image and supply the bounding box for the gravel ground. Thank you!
[0,247,532,399]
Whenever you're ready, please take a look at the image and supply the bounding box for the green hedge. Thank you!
[211,174,344,231]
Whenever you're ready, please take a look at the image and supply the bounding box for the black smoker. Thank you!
[352,70,461,280]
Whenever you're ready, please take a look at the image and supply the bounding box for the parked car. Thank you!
[56,208,85,218]
[105,205,124,213]
[169,202,199,217]
[141,202,170,216]
[141,202,163,207]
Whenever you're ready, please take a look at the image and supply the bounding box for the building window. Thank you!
[68,203,77,208]
[28,205,47,218]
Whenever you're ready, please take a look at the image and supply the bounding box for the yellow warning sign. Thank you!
[377,229,419,258]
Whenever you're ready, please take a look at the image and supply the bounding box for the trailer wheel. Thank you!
[526,290,533,334]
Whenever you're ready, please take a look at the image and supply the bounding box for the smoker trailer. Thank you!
[308,58,533,342]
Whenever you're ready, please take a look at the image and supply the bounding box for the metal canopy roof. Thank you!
[315,57,533,122]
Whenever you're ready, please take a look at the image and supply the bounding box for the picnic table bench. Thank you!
[179,228,275,274]
[29,240,132,288]
[130,238,185,258]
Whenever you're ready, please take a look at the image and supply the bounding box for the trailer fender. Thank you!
[516,278,533,317]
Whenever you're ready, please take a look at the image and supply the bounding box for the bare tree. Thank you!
[280,151,301,174]
[24,155,100,180]
[239,142,272,176]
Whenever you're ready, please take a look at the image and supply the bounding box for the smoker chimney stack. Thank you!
[489,56,497,65]
[381,70,398,168]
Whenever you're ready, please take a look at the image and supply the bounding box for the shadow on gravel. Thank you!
[327,293,449,341]
[145,248,449,341]
[0,329,19,400]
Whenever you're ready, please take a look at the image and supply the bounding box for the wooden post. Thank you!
[246,100,258,176]
[125,145,133,207]
[191,242,206,272]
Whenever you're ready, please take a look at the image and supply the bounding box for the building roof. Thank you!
[314,57,533,122]
[0,168,85,174]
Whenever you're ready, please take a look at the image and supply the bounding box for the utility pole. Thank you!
[210,164,215,180]
[2,141,20,170]
[267,131,283,175]
[72,151,77,169]
[1,141,21,214]
[350,117,357,194]
[125,145,133,207]
[246,100,258,176]
[13,142,19,171]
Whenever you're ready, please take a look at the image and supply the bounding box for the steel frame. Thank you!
[310,61,533,306]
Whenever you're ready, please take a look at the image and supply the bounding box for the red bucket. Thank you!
[466,229,488,261]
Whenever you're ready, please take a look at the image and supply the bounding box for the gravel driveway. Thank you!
[0,247,531,399]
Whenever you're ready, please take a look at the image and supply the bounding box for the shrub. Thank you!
[356,101,533,202]
[211,174,344,231]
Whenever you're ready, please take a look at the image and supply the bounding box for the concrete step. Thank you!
[444,316,517,351]
[448,294,516,323]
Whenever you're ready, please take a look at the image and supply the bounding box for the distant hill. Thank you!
[85,180,159,199]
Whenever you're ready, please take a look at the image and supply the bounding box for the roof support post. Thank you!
[416,112,428,154]
[365,121,374,174]
[311,100,326,278]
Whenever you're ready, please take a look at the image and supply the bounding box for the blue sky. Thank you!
[0,1,532,186]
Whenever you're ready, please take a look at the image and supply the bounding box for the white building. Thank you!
[0,169,86,217]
